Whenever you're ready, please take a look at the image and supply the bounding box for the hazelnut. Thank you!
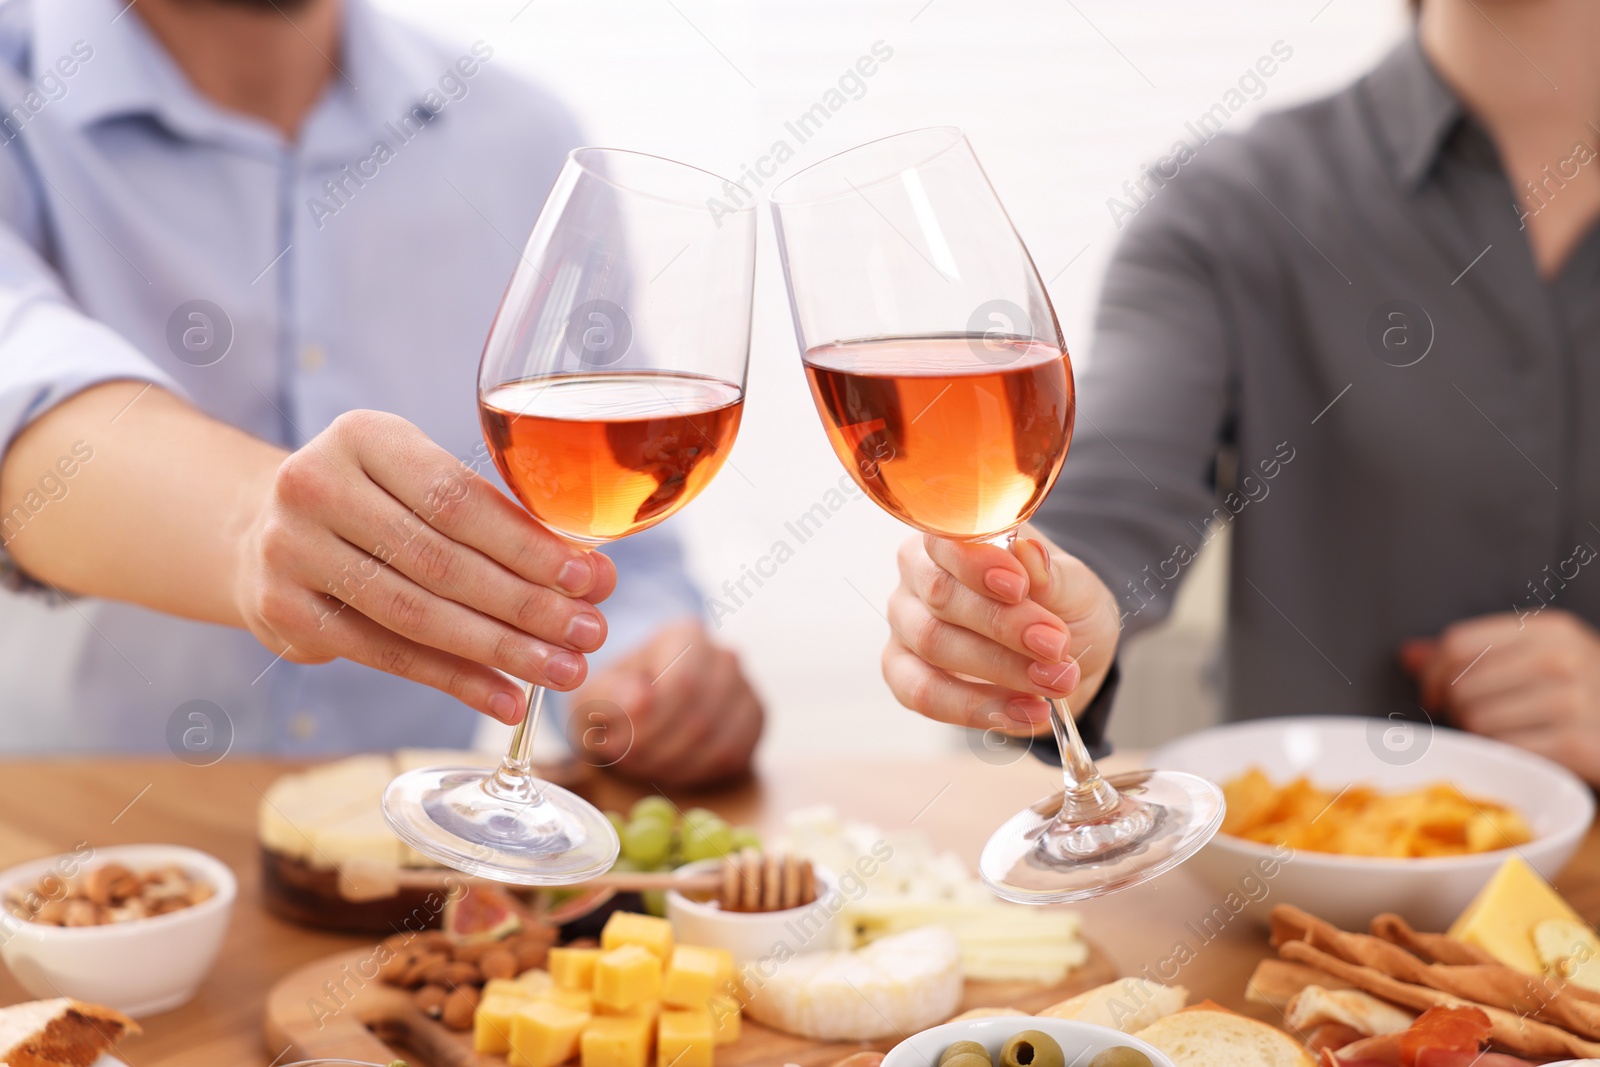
[440,986,479,1031]
[83,864,140,907]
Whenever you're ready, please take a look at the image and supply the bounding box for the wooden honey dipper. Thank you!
[588,850,819,912]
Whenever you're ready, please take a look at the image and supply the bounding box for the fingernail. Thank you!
[545,650,582,686]
[567,612,603,650]
[1029,659,1080,692]
[557,556,594,594]
[488,691,522,724]
[1005,697,1052,724]
[1024,539,1052,587]
[984,568,1027,602]
[1023,624,1068,662]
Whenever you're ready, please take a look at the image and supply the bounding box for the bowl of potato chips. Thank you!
[1148,716,1593,930]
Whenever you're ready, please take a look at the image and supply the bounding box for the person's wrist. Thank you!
[226,447,290,632]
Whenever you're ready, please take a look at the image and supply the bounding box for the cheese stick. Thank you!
[1280,940,1600,1060]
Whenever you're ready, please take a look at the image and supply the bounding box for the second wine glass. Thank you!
[770,127,1224,904]
[383,148,755,884]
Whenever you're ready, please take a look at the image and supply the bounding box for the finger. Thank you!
[627,646,732,772]
[1453,680,1568,737]
[1444,644,1545,709]
[322,489,608,653]
[1016,533,1117,633]
[668,685,763,787]
[319,537,588,690]
[1398,638,1435,678]
[903,549,1071,663]
[888,590,1080,697]
[912,534,1030,605]
[882,635,1052,731]
[314,597,527,722]
[339,412,619,602]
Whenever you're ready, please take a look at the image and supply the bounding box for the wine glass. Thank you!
[769,127,1223,904]
[383,149,755,884]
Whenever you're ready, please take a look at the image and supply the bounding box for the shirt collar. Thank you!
[32,0,439,149]
[1360,33,1467,192]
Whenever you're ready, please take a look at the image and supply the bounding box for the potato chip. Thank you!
[1218,768,1532,858]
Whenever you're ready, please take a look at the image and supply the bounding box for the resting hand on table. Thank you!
[1402,609,1600,783]
[563,619,764,788]
[882,527,1121,736]
[235,409,618,723]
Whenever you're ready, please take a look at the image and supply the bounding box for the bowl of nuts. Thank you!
[0,844,236,1017]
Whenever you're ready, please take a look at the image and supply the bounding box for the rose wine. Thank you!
[803,336,1073,540]
[481,372,743,544]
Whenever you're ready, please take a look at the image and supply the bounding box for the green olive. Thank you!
[939,1042,992,1066]
[1089,1048,1154,1067]
[943,1055,993,1067]
[999,1030,1065,1067]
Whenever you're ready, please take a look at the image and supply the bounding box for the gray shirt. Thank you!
[1036,35,1600,724]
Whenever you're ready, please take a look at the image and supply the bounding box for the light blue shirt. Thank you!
[0,0,703,752]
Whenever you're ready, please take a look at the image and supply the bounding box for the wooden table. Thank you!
[4,753,1600,1067]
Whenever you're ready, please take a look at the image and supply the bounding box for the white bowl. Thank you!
[665,860,843,964]
[0,844,237,1017]
[882,1015,1176,1067]
[1149,717,1595,930]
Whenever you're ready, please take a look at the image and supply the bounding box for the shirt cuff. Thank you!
[1025,660,1121,765]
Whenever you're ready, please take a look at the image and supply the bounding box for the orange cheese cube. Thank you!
[601,911,675,962]
[509,1000,591,1067]
[539,987,596,1015]
[708,994,741,1046]
[662,945,735,1010]
[581,1013,653,1067]
[550,946,602,989]
[657,1009,714,1067]
[595,944,662,1011]
[474,994,524,1054]
[597,997,660,1028]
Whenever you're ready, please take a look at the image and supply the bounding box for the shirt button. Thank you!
[299,344,326,372]
[290,711,316,740]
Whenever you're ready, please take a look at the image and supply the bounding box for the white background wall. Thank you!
[0,1,1409,755]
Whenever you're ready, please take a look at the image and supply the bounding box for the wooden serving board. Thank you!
[266,943,1116,1067]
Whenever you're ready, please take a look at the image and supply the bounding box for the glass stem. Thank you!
[984,528,1119,823]
[485,682,547,805]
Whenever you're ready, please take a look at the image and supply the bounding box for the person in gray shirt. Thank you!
[882,0,1600,783]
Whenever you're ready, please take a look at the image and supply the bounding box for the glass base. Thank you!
[979,769,1224,904]
[383,765,619,885]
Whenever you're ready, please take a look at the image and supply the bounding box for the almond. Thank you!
[441,986,479,1031]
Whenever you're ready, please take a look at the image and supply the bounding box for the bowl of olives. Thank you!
[881,1016,1175,1067]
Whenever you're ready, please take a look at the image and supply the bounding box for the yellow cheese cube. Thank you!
[510,1000,592,1067]
[550,946,602,989]
[1448,855,1584,973]
[484,978,537,1002]
[474,994,525,1054]
[595,944,662,1011]
[657,1009,714,1067]
[708,994,741,1046]
[581,1013,653,1067]
[597,998,660,1028]
[601,911,675,961]
[539,987,596,1015]
[662,945,735,1009]
[519,968,555,996]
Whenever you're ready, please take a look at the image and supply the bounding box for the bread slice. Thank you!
[0,998,139,1067]
[1134,1004,1315,1067]
[1039,977,1189,1033]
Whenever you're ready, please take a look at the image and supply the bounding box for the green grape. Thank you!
[630,795,677,824]
[683,819,734,863]
[622,819,673,868]
[729,826,762,852]
[642,888,667,917]
[610,856,640,873]
[606,810,627,837]
[682,806,720,827]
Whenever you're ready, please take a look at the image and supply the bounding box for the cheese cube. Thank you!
[510,1000,592,1067]
[484,977,542,1002]
[1449,855,1583,973]
[551,946,602,989]
[601,911,675,961]
[474,995,524,1054]
[662,945,734,1009]
[581,1013,653,1067]
[595,944,662,1011]
[518,968,555,996]
[597,998,660,1027]
[708,994,741,1046]
[657,1009,714,1067]
[539,987,596,1015]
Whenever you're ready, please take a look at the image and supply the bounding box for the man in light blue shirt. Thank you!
[0,0,764,785]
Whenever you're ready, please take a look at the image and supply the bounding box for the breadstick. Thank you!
[1370,913,1497,966]
[1280,941,1600,1060]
